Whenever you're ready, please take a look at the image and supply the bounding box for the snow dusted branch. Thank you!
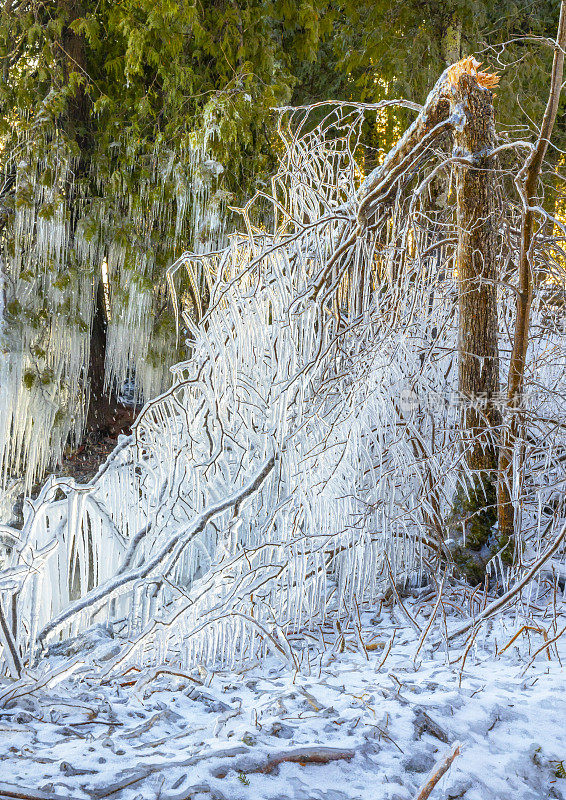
[0,784,85,800]
[236,746,356,775]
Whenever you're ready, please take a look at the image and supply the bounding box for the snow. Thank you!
[0,607,564,800]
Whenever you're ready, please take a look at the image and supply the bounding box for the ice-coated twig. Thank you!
[436,522,566,645]
[413,573,446,664]
[36,456,275,647]
[0,656,86,708]
[414,742,461,800]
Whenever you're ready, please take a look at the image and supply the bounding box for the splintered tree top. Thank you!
[446,57,500,91]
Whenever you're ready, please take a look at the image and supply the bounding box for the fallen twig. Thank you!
[88,746,250,797]
[413,708,451,744]
[0,784,84,800]
[520,623,566,675]
[249,746,355,774]
[414,742,461,800]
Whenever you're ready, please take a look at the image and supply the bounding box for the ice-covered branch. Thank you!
[36,456,275,647]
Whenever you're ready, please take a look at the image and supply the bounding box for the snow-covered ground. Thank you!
[0,606,565,800]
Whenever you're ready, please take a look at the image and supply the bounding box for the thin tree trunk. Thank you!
[443,14,462,65]
[497,1,566,543]
[86,281,136,437]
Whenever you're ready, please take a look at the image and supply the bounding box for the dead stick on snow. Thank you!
[520,622,566,676]
[256,747,356,774]
[414,742,461,800]
[0,784,85,800]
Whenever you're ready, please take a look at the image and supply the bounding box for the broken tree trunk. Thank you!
[336,58,506,581]
[318,58,504,581]
[448,65,503,582]
[356,57,503,582]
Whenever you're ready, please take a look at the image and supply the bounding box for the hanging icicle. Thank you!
[0,118,226,518]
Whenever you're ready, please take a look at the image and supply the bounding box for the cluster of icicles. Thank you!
[0,122,225,517]
[0,103,563,678]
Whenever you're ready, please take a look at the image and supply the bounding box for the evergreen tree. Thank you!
[0,0,330,504]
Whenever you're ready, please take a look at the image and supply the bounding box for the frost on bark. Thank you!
[449,66,503,583]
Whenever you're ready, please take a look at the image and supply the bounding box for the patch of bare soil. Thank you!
[55,432,125,485]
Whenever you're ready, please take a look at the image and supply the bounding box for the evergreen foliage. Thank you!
[328,1,565,153]
[0,0,330,499]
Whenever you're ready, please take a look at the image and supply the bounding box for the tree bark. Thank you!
[449,71,502,582]
[442,15,462,66]
[59,2,135,441]
[453,73,501,471]
[348,59,502,580]
[497,1,566,544]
